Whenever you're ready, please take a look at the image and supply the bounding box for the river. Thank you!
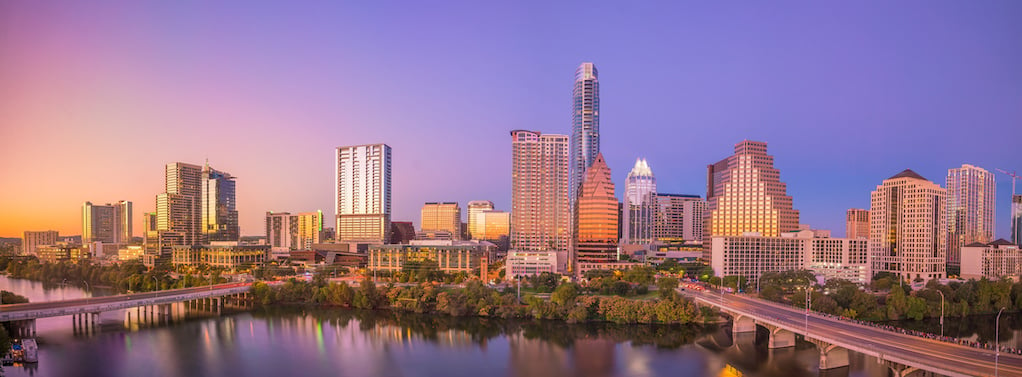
[4,275,1020,377]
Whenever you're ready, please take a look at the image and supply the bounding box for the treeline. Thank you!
[758,270,1022,321]
[1,257,227,294]
[249,277,709,325]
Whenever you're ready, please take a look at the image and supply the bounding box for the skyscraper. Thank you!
[160,162,203,246]
[117,200,132,242]
[510,130,569,252]
[704,140,800,261]
[335,144,391,243]
[569,62,600,210]
[622,158,656,245]
[201,164,239,242]
[845,209,869,239]
[421,202,462,239]
[870,169,947,283]
[1013,195,1022,247]
[574,153,618,274]
[467,200,494,240]
[946,164,995,273]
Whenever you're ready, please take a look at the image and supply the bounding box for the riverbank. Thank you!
[249,278,713,326]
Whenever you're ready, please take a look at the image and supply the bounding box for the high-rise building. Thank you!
[467,201,494,240]
[159,162,203,246]
[336,144,391,243]
[622,158,656,245]
[845,209,869,239]
[569,62,600,211]
[83,202,117,244]
[574,153,618,274]
[82,201,132,244]
[143,212,158,246]
[266,211,323,259]
[704,140,800,261]
[421,202,462,240]
[946,164,995,273]
[653,194,705,242]
[510,130,569,252]
[870,169,947,283]
[1013,195,1022,247]
[201,164,239,242]
[22,230,59,256]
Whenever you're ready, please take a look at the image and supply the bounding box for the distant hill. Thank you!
[0,237,21,245]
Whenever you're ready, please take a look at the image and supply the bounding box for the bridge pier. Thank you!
[805,338,849,370]
[879,359,930,377]
[764,325,795,349]
[730,313,757,334]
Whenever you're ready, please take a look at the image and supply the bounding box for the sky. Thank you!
[1,1,1021,239]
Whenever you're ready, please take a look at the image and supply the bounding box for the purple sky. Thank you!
[2,1,1021,238]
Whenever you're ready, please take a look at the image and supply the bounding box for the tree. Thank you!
[551,283,580,306]
[529,272,560,293]
[656,277,679,298]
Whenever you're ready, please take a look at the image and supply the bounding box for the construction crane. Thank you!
[996,168,1019,197]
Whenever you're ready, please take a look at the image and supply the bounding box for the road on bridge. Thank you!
[0,282,251,320]
[684,288,1022,377]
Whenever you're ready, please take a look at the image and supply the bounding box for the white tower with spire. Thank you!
[623,158,656,245]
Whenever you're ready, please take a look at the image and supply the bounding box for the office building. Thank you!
[705,140,800,261]
[22,230,59,256]
[574,153,618,275]
[653,194,705,243]
[478,210,510,241]
[622,158,656,245]
[421,202,462,240]
[201,164,239,242]
[960,239,1021,280]
[118,245,144,262]
[83,200,131,244]
[510,130,569,252]
[367,244,483,274]
[172,242,268,269]
[870,169,947,283]
[946,165,995,273]
[143,212,158,246]
[335,144,391,243]
[570,62,600,210]
[846,209,869,239]
[710,230,870,287]
[467,201,494,240]
[505,250,559,279]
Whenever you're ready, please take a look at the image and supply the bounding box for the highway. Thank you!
[0,282,251,322]
[684,288,1022,377]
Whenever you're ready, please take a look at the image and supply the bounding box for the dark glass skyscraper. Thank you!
[201,164,239,242]
[570,62,600,209]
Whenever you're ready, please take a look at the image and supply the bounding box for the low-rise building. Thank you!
[960,239,1022,281]
[36,243,88,264]
[118,245,145,261]
[711,230,871,287]
[368,244,482,274]
[505,250,559,278]
[172,242,268,269]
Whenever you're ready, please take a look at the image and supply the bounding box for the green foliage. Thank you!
[528,272,561,293]
[656,277,679,298]
[1,290,29,304]
[622,266,655,285]
[2,257,226,294]
[551,283,579,306]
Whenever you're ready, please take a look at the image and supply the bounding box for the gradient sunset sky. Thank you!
[2,1,1020,239]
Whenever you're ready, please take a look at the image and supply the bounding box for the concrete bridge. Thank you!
[684,288,1022,377]
[0,282,252,336]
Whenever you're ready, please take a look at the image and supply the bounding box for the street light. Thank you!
[804,285,813,336]
[996,307,1006,377]
[936,290,945,338]
[82,280,90,306]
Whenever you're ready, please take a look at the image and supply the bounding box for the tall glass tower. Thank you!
[945,164,995,272]
[570,62,600,208]
[1013,195,1022,247]
[622,158,656,245]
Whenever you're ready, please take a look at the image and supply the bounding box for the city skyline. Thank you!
[3,2,1021,239]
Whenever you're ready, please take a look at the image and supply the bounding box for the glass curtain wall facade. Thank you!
[574,153,618,273]
[569,62,600,215]
[945,164,995,272]
[622,158,656,245]
[201,165,239,242]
